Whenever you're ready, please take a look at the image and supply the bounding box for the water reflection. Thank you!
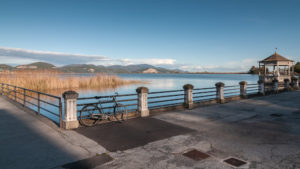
[24,73,259,123]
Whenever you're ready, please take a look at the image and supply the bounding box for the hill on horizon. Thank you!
[0,62,185,74]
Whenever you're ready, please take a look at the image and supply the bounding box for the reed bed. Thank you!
[0,70,142,92]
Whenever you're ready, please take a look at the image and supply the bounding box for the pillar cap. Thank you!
[183,84,194,90]
[272,79,279,83]
[136,86,149,93]
[292,76,298,80]
[284,79,290,82]
[239,81,248,85]
[215,82,225,87]
[62,90,79,99]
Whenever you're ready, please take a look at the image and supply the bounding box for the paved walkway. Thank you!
[1,91,300,169]
[96,91,300,169]
[0,96,107,169]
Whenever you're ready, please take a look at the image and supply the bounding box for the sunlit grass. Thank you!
[0,70,142,92]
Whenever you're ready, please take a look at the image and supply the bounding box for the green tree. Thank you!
[295,62,300,73]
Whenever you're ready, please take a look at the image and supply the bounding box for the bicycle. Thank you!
[79,93,128,127]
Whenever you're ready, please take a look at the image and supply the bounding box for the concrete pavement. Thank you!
[1,90,300,169]
[0,96,107,169]
[97,91,300,169]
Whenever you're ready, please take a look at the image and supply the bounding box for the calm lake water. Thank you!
[76,73,259,97]
[31,73,259,123]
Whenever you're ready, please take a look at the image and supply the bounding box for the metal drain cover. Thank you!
[224,157,247,167]
[270,113,283,117]
[183,149,210,161]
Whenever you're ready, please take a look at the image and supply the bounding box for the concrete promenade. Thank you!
[0,91,300,169]
[0,96,107,169]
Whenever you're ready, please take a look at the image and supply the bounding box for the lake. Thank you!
[27,73,259,123]
[76,73,259,97]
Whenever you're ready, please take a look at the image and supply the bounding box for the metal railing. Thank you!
[148,89,185,109]
[246,83,259,94]
[77,93,138,114]
[224,85,241,98]
[193,87,216,102]
[0,83,63,128]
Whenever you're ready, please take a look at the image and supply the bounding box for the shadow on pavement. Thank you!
[75,117,195,152]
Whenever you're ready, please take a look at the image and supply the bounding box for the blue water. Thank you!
[77,73,259,97]
[30,73,259,123]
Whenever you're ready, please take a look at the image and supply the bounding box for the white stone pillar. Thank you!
[183,84,194,109]
[62,91,79,129]
[258,80,265,95]
[291,76,299,89]
[136,87,149,117]
[239,81,247,98]
[215,82,225,104]
[272,79,279,93]
[284,79,290,91]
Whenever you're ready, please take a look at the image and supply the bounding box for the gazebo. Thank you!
[259,52,294,83]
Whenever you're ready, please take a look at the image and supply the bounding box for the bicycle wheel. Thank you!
[113,104,128,122]
[79,104,103,127]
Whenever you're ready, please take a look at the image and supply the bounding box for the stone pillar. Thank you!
[1,83,3,95]
[239,81,247,98]
[291,76,299,89]
[258,80,265,95]
[183,84,194,109]
[136,87,149,117]
[284,79,290,91]
[215,82,225,104]
[62,91,79,129]
[272,79,279,93]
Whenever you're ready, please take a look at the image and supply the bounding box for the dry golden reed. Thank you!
[0,70,141,92]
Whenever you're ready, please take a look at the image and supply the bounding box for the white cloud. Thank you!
[0,56,40,65]
[0,46,109,65]
[117,58,176,66]
[178,58,258,72]
[0,46,259,72]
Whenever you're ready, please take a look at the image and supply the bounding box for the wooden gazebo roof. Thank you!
[260,52,293,63]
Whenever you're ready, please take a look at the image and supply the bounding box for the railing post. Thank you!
[62,91,79,129]
[284,79,290,91]
[239,81,247,99]
[59,98,63,129]
[215,82,225,104]
[291,76,299,89]
[14,86,16,100]
[136,87,149,117]
[1,83,3,95]
[37,92,40,115]
[23,89,26,106]
[272,79,279,93]
[258,80,265,95]
[183,84,194,109]
[5,84,8,95]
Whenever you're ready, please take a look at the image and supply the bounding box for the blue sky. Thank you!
[0,0,300,72]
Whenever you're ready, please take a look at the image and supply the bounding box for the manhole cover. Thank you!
[224,157,246,167]
[270,113,283,117]
[183,149,210,161]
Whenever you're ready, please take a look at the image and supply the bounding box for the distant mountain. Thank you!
[0,64,14,71]
[60,64,109,73]
[27,62,56,69]
[16,62,56,69]
[0,62,186,74]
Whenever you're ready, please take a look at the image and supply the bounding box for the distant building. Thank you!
[143,68,158,74]
[16,65,37,69]
[89,68,95,73]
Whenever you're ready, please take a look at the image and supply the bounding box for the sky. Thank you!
[0,0,300,72]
